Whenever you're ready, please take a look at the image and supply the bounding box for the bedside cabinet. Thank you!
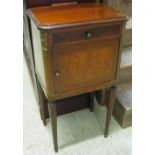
[27,3,127,152]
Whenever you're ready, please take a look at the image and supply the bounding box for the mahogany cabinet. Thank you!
[26,2,127,152]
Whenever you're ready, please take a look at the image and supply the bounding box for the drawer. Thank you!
[52,37,119,93]
[52,25,120,45]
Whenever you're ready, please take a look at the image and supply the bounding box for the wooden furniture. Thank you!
[26,2,127,152]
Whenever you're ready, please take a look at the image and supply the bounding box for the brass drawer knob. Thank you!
[55,71,60,77]
[85,32,92,39]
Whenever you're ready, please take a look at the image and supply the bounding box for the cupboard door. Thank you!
[53,38,119,93]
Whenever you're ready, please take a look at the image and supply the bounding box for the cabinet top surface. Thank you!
[27,3,127,30]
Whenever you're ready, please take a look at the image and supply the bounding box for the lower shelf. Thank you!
[43,93,91,118]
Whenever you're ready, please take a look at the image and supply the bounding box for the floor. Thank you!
[23,63,132,155]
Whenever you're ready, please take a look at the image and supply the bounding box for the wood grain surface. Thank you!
[27,3,127,30]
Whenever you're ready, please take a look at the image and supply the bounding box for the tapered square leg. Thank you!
[90,92,95,112]
[36,76,47,126]
[48,102,58,152]
[104,86,117,137]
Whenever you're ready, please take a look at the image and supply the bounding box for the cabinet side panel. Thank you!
[31,21,47,92]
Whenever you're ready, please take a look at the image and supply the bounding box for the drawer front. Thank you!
[52,25,120,45]
[53,38,119,93]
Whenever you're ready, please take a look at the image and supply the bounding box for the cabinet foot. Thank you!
[43,120,47,126]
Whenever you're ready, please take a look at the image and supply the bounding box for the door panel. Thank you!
[53,38,119,93]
